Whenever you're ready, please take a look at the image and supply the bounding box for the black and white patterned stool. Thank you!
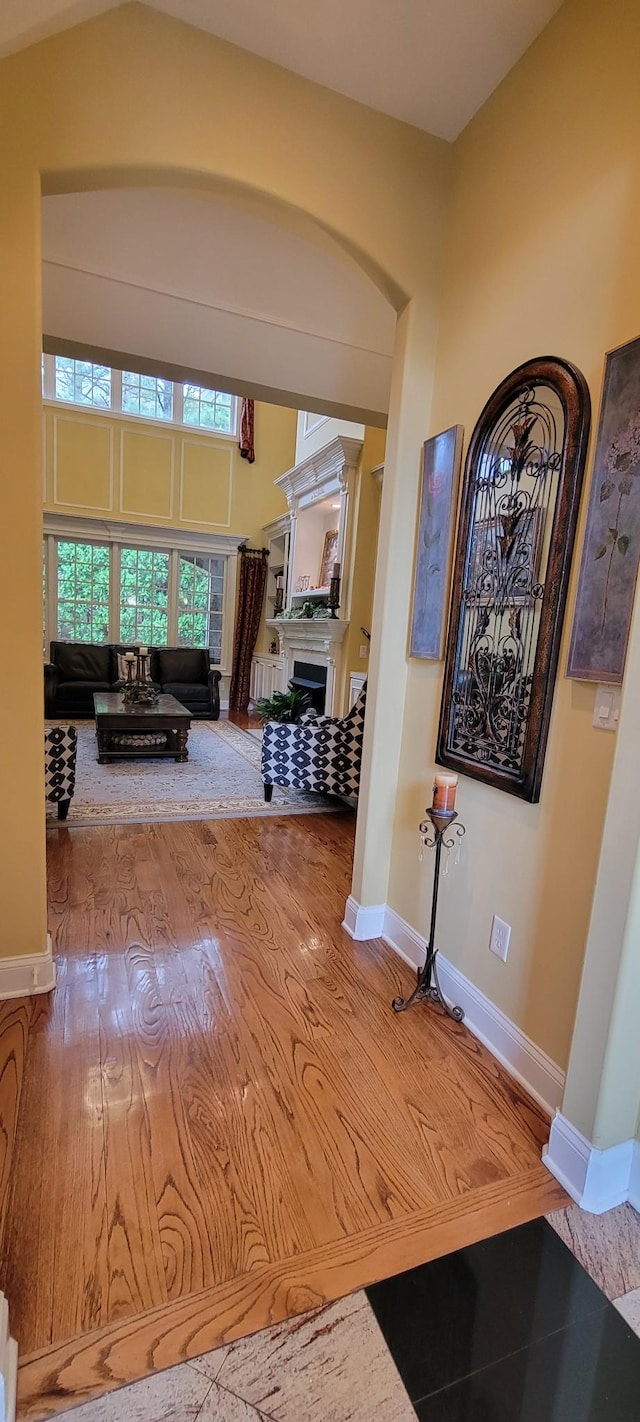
[262,683,367,801]
[44,725,78,821]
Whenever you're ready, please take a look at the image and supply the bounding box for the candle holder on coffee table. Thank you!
[392,806,466,1021]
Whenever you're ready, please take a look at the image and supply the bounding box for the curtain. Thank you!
[239,397,255,463]
[229,547,268,712]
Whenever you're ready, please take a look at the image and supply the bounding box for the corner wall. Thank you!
[388,0,640,1073]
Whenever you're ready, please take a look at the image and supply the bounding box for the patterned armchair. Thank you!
[262,683,367,801]
[45,726,78,821]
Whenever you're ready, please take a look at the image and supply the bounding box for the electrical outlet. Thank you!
[359,644,369,658]
[489,915,511,962]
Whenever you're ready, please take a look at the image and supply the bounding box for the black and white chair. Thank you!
[44,725,78,821]
[262,683,367,801]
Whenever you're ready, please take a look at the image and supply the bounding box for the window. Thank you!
[44,528,233,668]
[178,555,225,663]
[56,540,111,642]
[183,384,234,433]
[54,357,111,409]
[122,371,173,421]
[120,547,170,646]
[42,355,238,436]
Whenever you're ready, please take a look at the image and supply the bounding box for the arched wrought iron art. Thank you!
[437,357,591,802]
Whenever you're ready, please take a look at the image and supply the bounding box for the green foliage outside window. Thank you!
[57,540,110,642]
[120,547,169,646]
[51,541,224,661]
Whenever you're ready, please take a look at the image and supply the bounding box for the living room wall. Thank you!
[43,398,295,547]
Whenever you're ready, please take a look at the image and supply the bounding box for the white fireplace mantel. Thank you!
[274,436,362,510]
[265,617,349,716]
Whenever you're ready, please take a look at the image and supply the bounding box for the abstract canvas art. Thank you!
[568,335,640,683]
[410,425,463,660]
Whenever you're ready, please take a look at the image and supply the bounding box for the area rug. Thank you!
[45,720,335,827]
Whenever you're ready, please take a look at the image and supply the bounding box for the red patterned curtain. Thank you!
[229,547,268,712]
[239,397,255,463]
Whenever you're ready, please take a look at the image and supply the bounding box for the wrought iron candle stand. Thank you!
[392,807,466,1021]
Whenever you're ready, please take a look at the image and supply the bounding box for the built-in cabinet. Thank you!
[263,515,291,620]
[250,653,286,702]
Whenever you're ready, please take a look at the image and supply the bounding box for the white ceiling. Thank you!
[42,188,395,418]
[1,0,563,140]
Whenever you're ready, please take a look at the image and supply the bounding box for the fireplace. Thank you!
[265,616,348,717]
[291,660,327,714]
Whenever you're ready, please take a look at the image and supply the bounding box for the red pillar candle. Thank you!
[433,772,458,813]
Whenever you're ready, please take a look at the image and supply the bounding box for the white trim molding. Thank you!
[0,1291,17,1422]
[342,896,385,941]
[543,1113,640,1213]
[0,934,56,1001]
[42,511,246,557]
[275,435,363,509]
[342,898,565,1117]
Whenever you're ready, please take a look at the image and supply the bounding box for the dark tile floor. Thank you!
[367,1216,640,1420]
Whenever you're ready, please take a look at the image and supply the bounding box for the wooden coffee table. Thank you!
[93,693,192,763]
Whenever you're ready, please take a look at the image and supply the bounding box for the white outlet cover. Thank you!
[490,914,511,962]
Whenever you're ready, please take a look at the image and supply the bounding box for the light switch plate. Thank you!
[593,683,621,731]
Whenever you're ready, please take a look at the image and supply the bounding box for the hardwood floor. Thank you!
[0,812,566,1419]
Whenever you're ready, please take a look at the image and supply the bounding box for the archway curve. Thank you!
[42,164,408,316]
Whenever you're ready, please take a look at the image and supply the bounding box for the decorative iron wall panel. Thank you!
[437,358,590,802]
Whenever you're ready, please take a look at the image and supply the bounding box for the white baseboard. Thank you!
[0,933,56,1000]
[342,895,385,941]
[342,897,564,1116]
[0,1292,17,1422]
[543,1113,640,1214]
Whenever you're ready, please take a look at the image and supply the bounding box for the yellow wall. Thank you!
[0,2,449,963]
[43,400,295,546]
[340,427,385,707]
[388,0,640,1074]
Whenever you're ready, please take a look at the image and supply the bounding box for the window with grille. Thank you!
[54,357,111,409]
[119,547,170,646]
[182,384,234,433]
[42,355,237,436]
[122,371,173,421]
[178,555,225,664]
[56,540,111,642]
[45,533,231,667]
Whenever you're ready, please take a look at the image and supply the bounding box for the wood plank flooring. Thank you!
[0,812,566,1419]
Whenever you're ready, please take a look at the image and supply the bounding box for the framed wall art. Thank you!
[318,529,338,589]
[567,334,640,683]
[410,424,463,659]
[436,357,591,803]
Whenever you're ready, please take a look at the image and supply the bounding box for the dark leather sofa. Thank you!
[44,642,221,719]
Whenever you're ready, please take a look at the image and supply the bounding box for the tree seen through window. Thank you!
[120,547,170,646]
[57,540,110,642]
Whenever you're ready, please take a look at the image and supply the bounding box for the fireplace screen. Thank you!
[436,358,590,802]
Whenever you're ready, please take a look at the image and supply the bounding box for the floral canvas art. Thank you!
[568,335,640,682]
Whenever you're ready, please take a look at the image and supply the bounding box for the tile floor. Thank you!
[547,1200,640,1316]
[54,1209,640,1421]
